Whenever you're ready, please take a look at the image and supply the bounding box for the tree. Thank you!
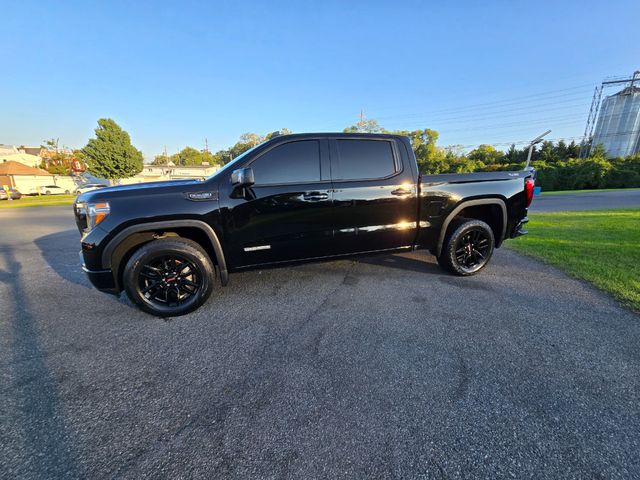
[238,132,264,147]
[468,144,503,165]
[81,119,143,182]
[41,138,59,152]
[153,153,171,165]
[344,118,385,133]
[171,146,205,166]
[590,143,607,159]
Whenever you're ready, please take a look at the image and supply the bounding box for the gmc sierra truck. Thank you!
[74,133,534,317]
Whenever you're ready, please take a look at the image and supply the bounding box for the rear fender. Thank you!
[436,199,507,257]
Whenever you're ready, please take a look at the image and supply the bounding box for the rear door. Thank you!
[330,137,418,254]
[222,138,334,267]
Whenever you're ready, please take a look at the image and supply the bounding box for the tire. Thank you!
[45,190,51,195]
[437,218,495,276]
[123,237,215,317]
[64,190,70,195]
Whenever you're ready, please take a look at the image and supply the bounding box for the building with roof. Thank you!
[119,164,220,184]
[0,144,42,168]
[0,160,54,193]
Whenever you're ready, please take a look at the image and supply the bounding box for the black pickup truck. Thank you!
[74,133,534,316]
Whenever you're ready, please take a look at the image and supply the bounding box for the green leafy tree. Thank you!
[344,118,385,133]
[566,140,580,158]
[590,143,607,159]
[171,146,204,166]
[153,153,171,165]
[468,144,503,165]
[239,132,264,147]
[392,128,442,173]
[81,119,143,182]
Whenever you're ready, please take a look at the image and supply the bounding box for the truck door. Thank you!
[221,138,334,267]
[330,137,418,254]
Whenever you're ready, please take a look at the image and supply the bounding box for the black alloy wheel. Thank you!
[437,218,495,276]
[453,228,491,273]
[137,254,202,309]
[123,237,215,316]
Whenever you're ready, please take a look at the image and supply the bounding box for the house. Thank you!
[119,164,220,184]
[0,144,42,168]
[0,160,53,193]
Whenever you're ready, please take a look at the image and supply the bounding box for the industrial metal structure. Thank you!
[579,70,640,158]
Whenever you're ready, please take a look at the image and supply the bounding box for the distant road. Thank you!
[531,189,640,212]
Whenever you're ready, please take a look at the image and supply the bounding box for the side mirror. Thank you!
[231,167,255,187]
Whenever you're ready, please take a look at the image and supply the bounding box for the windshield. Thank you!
[208,143,263,180]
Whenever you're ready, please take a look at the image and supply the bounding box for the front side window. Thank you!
[336,139,396,180]
[251,140,320,185]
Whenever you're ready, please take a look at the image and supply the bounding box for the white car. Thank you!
[76,183,108,195]
[31,185,71,195]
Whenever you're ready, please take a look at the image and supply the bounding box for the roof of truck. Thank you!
[271,132,406,140]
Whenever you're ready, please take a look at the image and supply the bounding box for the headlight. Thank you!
[75,202,110,232]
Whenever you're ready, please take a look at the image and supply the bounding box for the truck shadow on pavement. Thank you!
[0,247,78,477]
[34,229,92,289]
[357,251,442,274]
[34,230,444,294]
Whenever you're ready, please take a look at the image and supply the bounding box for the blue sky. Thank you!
[1,0,638,159]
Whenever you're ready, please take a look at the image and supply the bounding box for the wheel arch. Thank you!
[103,220,229,290]
[436,198,507,257]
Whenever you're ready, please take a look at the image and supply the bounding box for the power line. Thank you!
[369,82,596,117]
[375,88,594,122]
[381,98,591,127]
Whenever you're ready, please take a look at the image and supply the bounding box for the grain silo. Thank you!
[591,73,640,157]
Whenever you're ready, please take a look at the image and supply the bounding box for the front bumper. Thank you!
[79,251,119,294]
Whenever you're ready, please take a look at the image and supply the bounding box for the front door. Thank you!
[221,138,334,268]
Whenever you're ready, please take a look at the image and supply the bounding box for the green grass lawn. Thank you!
[0,195,76,209]
[507,208,640,312]
[541,187,640,196]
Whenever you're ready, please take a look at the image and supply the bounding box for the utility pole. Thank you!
[358,109,366,132]
[204,138,209,153]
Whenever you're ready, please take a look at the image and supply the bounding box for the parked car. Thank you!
[0,188,22,200]
[76,183,108,195]
[31,185,71,195]
[74,133,534,317]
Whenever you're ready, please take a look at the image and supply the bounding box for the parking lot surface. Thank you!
[1,206,639,479]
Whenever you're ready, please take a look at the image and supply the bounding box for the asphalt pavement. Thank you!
[530,188,640,212]
[1,204,639,479]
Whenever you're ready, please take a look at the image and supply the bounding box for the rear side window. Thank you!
[251,140,320,185]
[336,139,396,180]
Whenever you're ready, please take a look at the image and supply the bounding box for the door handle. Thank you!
[391,188,412,196]
[303,192,329,201]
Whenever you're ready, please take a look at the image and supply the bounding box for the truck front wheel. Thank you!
[437,218,494,276]
[123,237,215,317]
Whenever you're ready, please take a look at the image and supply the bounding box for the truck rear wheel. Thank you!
[437,218,494,276]
[123,237,214,317]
